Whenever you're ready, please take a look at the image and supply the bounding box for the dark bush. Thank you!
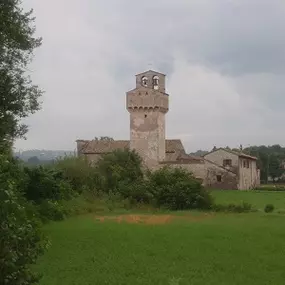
[213,202,253,213]
[264,204,275,213]
[23,166,74,203]
[54,156,101,193]
[37,200,65,222]
[146,166,213,210]
[0,155,48,285]
[95,149,144,193]
[118,179,154,204]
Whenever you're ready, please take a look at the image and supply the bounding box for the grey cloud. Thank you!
[16,0,285,152]
[107,0,285,76]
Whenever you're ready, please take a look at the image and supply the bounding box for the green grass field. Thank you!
[35,191,285,285]
[212,190,285,211]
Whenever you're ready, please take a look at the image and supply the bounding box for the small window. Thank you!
[144,114,147,118]
[223,159,232,167]
[243,160,249,168]
[216,175,222,182]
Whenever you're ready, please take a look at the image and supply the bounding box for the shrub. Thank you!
[264,204,275,213]
[23,166,74,203]
[0,155,48,285]
[37,200,65,222]
[54,156,101,193]
[146,167,213,210]
[95,149,144,193]
[60,195,104,216]
[213,202,253,213]
[117,179,154,204]
[255,185,285,191]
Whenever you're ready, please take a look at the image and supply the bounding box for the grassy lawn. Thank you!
[212,190,285,211]
[36,210,285,285]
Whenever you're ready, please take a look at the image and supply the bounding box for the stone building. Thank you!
[77,69,260,190]
[204,148,260,189]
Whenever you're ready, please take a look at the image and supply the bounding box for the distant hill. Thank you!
[14,149,75,161]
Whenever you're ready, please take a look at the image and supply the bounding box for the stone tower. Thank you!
[126,70,169,168]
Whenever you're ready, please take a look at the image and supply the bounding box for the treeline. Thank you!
[242,145,285,183]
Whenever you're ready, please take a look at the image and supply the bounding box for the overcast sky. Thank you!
[16,0,285,152]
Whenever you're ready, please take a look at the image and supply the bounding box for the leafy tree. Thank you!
[268,154,283,182]
[0,156,48,285]
[23,166,74,203]
[0,0,43,153]
[95,149,143,192]
[243,145,285,183]
[146,166,213,210]
[54,156,100,193]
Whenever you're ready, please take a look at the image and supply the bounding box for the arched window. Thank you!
[141,76,148,87]
[153,75,159,90]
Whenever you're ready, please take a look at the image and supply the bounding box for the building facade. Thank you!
[204,148,260,189]
[77,69,259,190]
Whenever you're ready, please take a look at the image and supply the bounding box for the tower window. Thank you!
[144,114,147,118]
[153,75,159,90]
[141,76,148,87]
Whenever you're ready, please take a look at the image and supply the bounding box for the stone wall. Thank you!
[83,153,102,165]
[238,159,259,190]
[203,160,238,189]
[129,109,166,169]
[158,160,238,189]
[126,89,169,112]
[76,140,89,155]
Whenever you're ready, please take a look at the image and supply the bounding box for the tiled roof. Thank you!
[135,69,166,76]
[203,148,257,160]
[162,151,205,164]
[77,140,129,154]
[77,139,186,155]
[228,149,257,160]
[165,139,185,154]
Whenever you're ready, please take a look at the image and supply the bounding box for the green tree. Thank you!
[268,154,284,182]
[147,166,213,210]
[0,0,43,153]
[243,145,285,183]
[0,156,48,285]
[96,149,143,192]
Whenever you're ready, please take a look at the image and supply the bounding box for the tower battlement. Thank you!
[126,91,169,113]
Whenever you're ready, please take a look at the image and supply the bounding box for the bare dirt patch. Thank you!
[94,213,213,225]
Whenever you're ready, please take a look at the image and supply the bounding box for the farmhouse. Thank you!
[77,70,260,190]
[204,148,260,190]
